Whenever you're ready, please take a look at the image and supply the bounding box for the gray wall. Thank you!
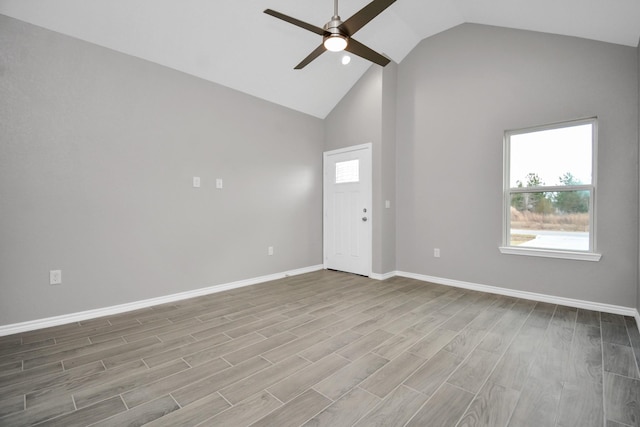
[2,16,639,327]
[0,15,324,325]
[638,37,640,312]
[324,64,397,276]
[324,66,382,153]
[380,63,397,274]
[396,24,639,307]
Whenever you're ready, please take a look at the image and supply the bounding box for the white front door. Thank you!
[323,143,372,276]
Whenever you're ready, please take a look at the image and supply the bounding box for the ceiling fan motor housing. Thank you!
[324,16,344,33]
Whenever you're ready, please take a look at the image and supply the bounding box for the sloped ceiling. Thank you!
[1,0,639,118]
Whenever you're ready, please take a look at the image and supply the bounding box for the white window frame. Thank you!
[499,118,601,261]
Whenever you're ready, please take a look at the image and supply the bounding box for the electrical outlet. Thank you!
[433,248,440,258]
[268,246,274,256]
[216,178,223,189]
[193,177,201,188]
[50,270,62,285]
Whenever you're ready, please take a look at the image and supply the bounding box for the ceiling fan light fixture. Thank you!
[324,34,348,52]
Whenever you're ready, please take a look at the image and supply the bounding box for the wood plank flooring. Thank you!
[1,270,640,426]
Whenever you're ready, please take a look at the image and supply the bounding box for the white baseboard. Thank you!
[370,271,397,281]
[396,271,638,317]
[0,264,323,337]
[3,265,638,337]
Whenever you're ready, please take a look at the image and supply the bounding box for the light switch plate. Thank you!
[193,177,201,188]
[216,178,223,189]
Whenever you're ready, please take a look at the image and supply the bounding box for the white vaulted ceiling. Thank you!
[1,0,639,118]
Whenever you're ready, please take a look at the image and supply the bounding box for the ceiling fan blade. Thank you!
[294,44,327,69]
[345,38,390,67]
[339,0,396,36]
[264,9,327,36]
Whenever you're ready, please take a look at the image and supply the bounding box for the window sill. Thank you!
[499,246,602,262]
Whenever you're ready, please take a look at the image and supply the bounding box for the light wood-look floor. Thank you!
[1,270,640,426]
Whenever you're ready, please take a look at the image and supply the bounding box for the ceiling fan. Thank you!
[264,0,397,69]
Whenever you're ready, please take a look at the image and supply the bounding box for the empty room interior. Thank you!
[1,0,640,426]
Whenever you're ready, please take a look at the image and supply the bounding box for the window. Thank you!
[335,159,359,183]
[500,118,600,261]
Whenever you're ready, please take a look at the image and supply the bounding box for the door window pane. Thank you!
[335,160,359,184]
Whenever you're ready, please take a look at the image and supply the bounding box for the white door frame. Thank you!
[323,143,373,277]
